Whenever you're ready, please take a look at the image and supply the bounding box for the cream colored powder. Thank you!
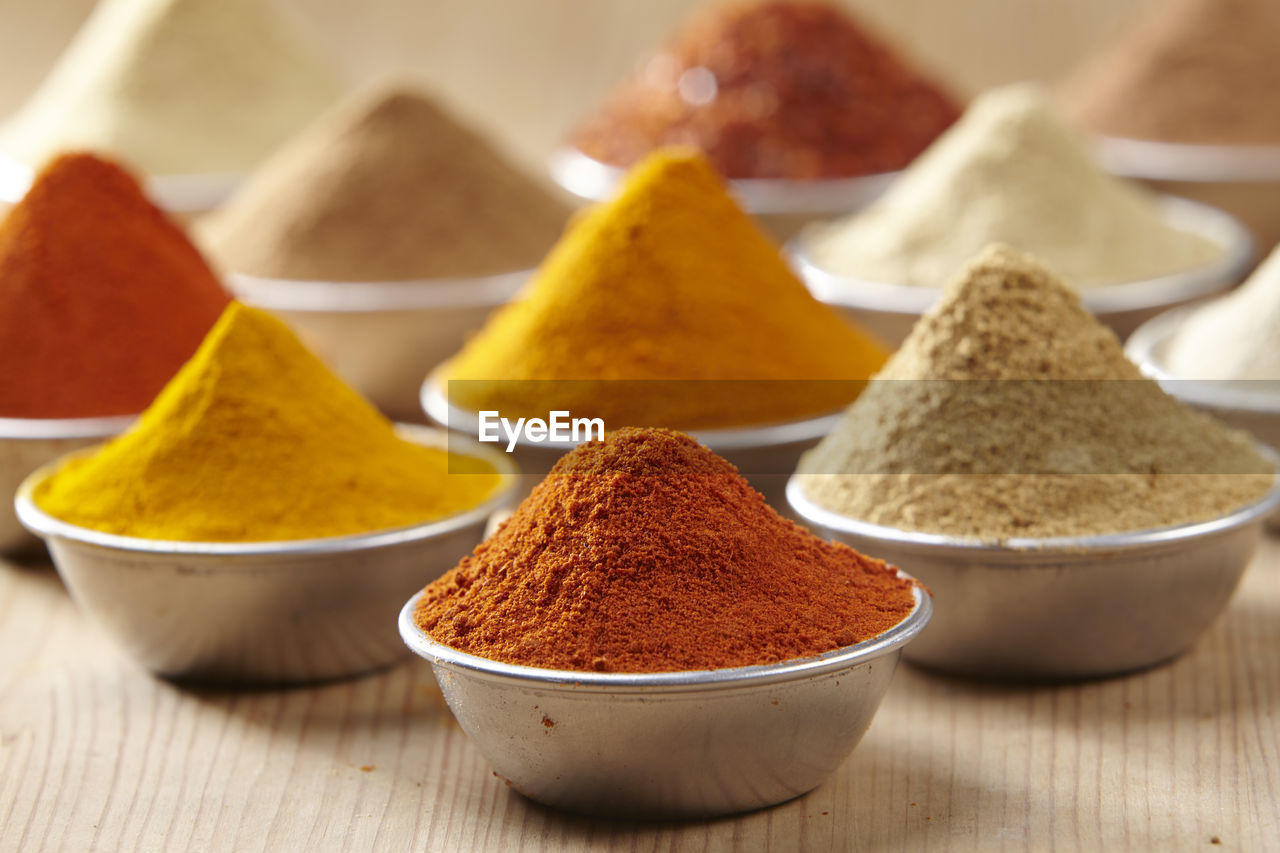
[803,85,1222,289]
[0,0,340,175]
[796,244,1273,541]
[1165,245,1280,380]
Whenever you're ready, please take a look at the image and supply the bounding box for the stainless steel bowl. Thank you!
[398,583,930,819]
[548,146,898,241]
[14,425,520,684]
[1126,306,1280,528]
[420,370,842,508]
[0,414,134,553]
[786,473,1280,680]
[1126,305,1280,448]
[1092,136,1280,183]
[228,270,528,421]
[791,195,1254,344]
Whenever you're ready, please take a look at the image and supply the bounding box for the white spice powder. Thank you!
[0,0,340,175]
[802,85,1222,289]
[1165,245,1280,380]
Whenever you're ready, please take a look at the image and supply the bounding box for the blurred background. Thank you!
[0,0,1161,174]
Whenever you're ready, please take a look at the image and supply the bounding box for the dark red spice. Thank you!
[414,428,919,673]
[569,0,961,179]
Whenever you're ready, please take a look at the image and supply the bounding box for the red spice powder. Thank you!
[0,153,229,419]
[570,0,961,180]
[414,428,919,673]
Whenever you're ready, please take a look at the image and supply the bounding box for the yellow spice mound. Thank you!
[441,148,888,428]
[36,302,500,542]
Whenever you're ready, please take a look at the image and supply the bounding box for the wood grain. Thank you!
[3,537,1278,852]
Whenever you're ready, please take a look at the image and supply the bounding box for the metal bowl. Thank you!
[229,270,528,421]
[1126,305,1280,447]
[420,369,842,508]
[1126,306,1280,528]
[791,194,1254,344]
[1092,136,1280,184]
[786,472,1280,680]
[14,425,520,684]
[0,414,134,553]
[397,582,930,819]
[548,146,898,241]
[0,150,242,214]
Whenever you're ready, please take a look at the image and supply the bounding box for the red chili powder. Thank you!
[0,153,230,418]
[569,0,961,180]
[414,428,920,673]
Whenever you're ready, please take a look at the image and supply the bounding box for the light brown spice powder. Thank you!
[797,245,1274,541]
[202,81,571,281]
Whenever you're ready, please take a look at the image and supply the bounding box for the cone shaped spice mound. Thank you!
[201,82,571,281]
[0,153,229,418]
[35,303,500,542]
[1061,0,1280,145]
[414,428,918,673]
[569,0,959,179]
[803,86,1221,289]
[441,150,888,428]
[797,245,1274,541]
[1166,245,1280,380]
[0,0,339,175]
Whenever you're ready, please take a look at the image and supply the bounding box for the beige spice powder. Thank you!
[797,245,1274,541]
[201,81,571,282]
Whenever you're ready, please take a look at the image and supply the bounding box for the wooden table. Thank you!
[3,536,1277,852]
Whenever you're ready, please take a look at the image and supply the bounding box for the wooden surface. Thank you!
[3,536,1278,851]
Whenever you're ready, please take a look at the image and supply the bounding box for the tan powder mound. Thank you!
[797,245,1274,541]
[201,81,571,281]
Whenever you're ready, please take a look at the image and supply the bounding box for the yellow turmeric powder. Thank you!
[36,302,500,542]
[440,148,888,428]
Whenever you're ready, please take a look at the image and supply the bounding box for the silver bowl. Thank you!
[548,146,898,241]
[786,472,1280,680]
[791,194,1254,344]
[1126,306,1280,528]
[228,270,528,421]
[14,425,520,684]
[1092,136,1280,184]
[1126,305,1280,448]
[398,583,930,819]
[0,414,134,552]
[0,150,243,213]
[420,370,842,508]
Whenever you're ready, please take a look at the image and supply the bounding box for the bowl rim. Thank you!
[13,423,521,558]
[419,369,847,453]
[227,268,533,314]
[785,459,1280,554]
[1091,134,1280,183]
[548,145,900,214]
[0,413,137,441]
[1126,304,1280,414]
[0,149,244,211]
[397,581,930,692]
[790,194,1254,316]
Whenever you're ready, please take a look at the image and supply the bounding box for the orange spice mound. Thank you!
[414,428,919,673]
[0,153,229,418]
